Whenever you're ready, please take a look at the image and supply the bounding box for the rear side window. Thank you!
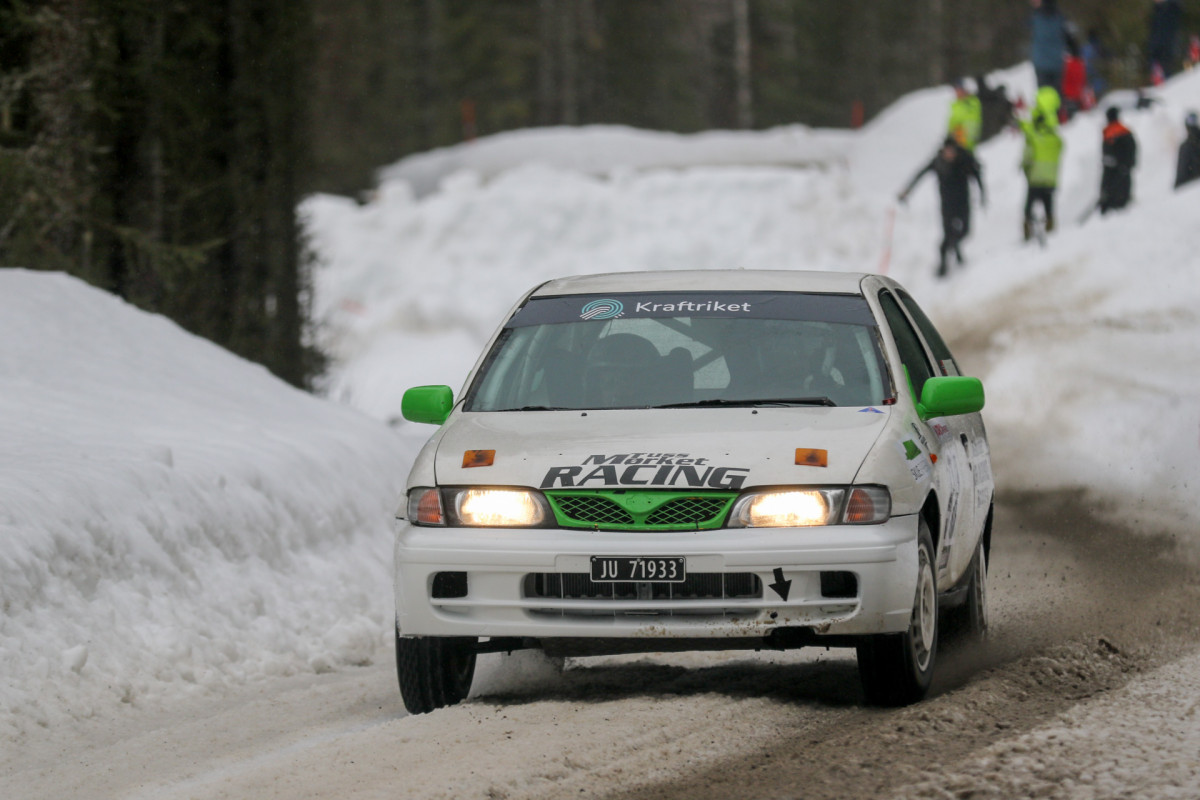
[878,291,935,399]
[897,289,959,376]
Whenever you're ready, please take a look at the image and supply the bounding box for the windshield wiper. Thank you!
[653,397,836,409]
[752,396,836,407]
[500,405,570,411]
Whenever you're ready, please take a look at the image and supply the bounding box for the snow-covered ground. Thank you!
[3,61,1200,794]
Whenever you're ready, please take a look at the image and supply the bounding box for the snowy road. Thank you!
[6,490,1196,800]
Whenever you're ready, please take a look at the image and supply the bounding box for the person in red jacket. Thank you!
[1061,36,1088,119]
[1186,34,1200,70]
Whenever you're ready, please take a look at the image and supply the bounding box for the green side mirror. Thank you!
[401,385,454,425]
[918,376,984,420]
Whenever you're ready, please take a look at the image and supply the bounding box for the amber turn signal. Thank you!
[462,449,496,468]
[794,448,828,467]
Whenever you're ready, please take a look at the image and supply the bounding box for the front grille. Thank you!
[553,495,635,526]
[545,490,736,531]
[524,572,762,601]
[645,496,731,525]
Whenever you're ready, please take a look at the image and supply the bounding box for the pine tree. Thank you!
[2,0,317,387]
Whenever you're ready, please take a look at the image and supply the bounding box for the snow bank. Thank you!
[376,123,854,198]
[0,270,408,738]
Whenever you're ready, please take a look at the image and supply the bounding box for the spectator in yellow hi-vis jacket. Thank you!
[1017,86,1064,240]
[948,78,983,151]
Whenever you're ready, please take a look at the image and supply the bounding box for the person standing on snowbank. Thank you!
[1100,107,1137,214]
[898,137,986,279]
[1185,33,1200,70]
[1030,0,1068,90]
[947,79,983,150]
[1082,28,1109,100]
[1018,87,1064,240]
[1061,35,1088,119]
[1175,111,1200,189]
[976,74,1015,142]
[1147,0,1183,80]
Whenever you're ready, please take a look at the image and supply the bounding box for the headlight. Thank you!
[735,490,833,527]
[454,488,546,526]
[408,487,550,527]
[729,486,890,527]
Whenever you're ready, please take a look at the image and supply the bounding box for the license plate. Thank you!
[590,556,686,583]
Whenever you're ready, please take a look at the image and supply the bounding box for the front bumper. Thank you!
[393,515,919,642]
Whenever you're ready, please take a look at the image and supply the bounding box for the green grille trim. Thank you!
[544,490,738,531]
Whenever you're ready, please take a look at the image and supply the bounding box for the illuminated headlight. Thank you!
[729,486,891,528]
[407,487,550,527]
[454,488,547,526]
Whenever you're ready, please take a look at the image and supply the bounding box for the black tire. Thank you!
[395,627,477,715]
[941,534,989,646]
[857,516,938,706]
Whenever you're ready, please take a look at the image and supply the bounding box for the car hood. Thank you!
[432,407,891,491]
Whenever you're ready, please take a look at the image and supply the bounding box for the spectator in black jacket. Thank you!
[1175,111,1200,189]
[1100,107,1137,214]
[976,74,1014,142]
[899,137,987,278]
[1147,0,1183,80]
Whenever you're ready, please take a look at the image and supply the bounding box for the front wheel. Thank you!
[395,628,477,715]
[857,516,938,706]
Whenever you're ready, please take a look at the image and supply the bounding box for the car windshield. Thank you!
[463,291,891,411]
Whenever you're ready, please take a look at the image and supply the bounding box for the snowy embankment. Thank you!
[376,123,855,198]
[0,271,408,738]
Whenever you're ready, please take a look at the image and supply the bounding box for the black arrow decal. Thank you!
[769,567,792,601]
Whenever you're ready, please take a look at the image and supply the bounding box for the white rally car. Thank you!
[394,270,993,712]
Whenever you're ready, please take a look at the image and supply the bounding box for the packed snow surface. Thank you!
[3,61,1200,792]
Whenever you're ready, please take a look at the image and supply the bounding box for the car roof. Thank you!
[530,269,875,297]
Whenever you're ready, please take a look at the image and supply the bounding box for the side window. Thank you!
[897,290,959,376]
[878,291,936,400]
